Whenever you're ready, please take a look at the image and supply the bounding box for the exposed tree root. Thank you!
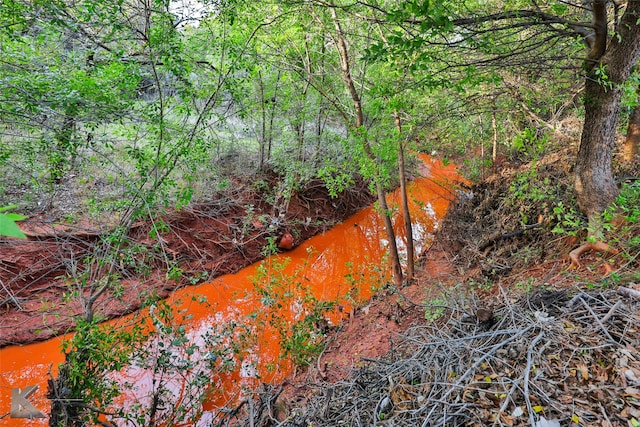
[569,240,619,268]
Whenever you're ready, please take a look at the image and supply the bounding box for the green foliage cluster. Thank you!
[512,128,550,158]
[53,294,262,426]
[605,182,640,226]
[423,296,448,322]
[53,318,146,426]
[509,165,582,232]
[123,299,243,426]
[603,182,640,254]
[251,252,335,368]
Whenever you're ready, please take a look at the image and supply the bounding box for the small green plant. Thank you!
[317,163,356,198]
[514,277,537,293]
[508,165,584,237]
[262,235,279,256]
[116,242,153,276]
[468,277,493,292]
[186,270,209,285]
[423,296,447,322]
[585,282,598,290]
[593,63,614,91]
[601,272,620,288]
[166,264,184,281]
[604,182,640,224]
[284,300,334,367]
[343,260,385,306]
[551,201,583,236]
[600,182,640,257]
[149,219,170,239]
[508,165,552,224]
[512,127,549,158]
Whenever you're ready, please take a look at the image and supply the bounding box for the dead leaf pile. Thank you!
[268,286,640,427]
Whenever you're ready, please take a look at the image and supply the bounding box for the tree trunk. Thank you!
[575,1,640,233]
[266,70,281,164]
[330,6,403,286]
[623,86,640,162]
[51,112,77,183]
[491,95,498,162]
[395,113,414,282]
[575,74,621,229]
[258,70,267,170]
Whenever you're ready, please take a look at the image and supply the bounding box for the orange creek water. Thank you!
[0,156,462,426]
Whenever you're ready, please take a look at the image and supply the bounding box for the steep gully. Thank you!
[0,156,463,426]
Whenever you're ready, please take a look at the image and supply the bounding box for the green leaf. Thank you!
[0,213,27,238]
[550,3,569,15]
[0,204,19,213]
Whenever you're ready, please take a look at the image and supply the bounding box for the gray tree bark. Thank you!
[575,0,640,231]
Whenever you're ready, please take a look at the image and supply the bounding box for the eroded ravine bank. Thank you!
[0,157,463,426]
[0,175,376,347]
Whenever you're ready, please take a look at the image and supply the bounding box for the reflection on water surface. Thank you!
[0,156,462,426]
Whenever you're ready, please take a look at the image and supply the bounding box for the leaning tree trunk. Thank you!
[395,113,414,282]
[571,1,640,266]
[330,6,403,286]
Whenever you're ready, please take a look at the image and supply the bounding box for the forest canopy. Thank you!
[2,0,639,286]
[1,0,637,213]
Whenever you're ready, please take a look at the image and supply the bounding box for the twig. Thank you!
[524,330,545,426]
[617,286,640,299]
[246,394,254,427]
[495,378,522,425]
[579,297,616,344]
[0,277,23,310]
[422,325,536,425]
[316,328,341,378]
[566,291,599,309]
[599,402,613,427]
[601,300,623,323]
[280,287,640,427]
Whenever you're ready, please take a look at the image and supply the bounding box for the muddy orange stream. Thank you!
[0,157,463,426]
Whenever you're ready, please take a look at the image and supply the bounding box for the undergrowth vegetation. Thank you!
[251,253,334,369]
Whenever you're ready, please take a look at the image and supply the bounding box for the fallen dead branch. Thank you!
[617,286,640,300]
[478,221,543,252]
[265,288,640,427]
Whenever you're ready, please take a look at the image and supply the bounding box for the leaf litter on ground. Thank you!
[235,284,640,427]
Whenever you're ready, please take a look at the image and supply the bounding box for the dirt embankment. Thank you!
[0,176,375,346]
[258,149,640,427]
